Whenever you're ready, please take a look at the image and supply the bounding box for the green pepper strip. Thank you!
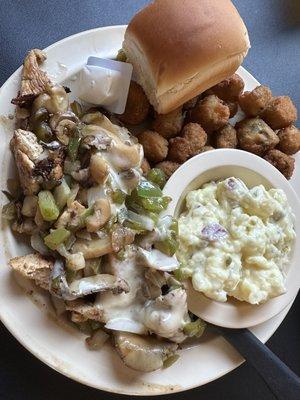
[67,127,81,161]
[147,168,166,189]
[141,196,171,213]
[155,235,178,256]
[136,180,162,198]
[38,191,60,222]
[111,189,126,204]
[70,101,83,117]
[44,228,71,250]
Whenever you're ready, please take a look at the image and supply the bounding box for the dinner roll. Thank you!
[123,0,250,114]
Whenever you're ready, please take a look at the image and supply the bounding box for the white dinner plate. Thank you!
[0,25,299,396]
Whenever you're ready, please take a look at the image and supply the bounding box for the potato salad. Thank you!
[177,177,295,304]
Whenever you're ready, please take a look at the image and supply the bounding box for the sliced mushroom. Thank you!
[82,112,120,135]
[50,259,129,300]
[49,111,79,130]
[89,153,109,185]
[86,198,111,233]
[32,85,69,114]
[12,49,51,107]
[137,248,179,271]
[69,274,129,296]
[72,236,113,259]
[81,112,106,126]
[105,142,143,171]
[114,332,178,372]
[49,112,79,144]
[82,133,112,150]
[55,200,85,229]
[55,119,77,145]
[82,112,142,169]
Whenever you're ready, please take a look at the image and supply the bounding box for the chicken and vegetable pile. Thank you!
[3,50,206,372]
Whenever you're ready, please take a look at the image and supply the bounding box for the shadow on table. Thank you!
[280,0,300,27]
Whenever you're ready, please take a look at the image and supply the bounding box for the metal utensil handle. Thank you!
[218,328,300,400]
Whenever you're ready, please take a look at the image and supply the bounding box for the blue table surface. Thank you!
[0,1,299,399]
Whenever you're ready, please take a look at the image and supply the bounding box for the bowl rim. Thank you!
[163,149,300,328]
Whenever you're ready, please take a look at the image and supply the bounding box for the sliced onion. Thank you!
[87,185,106,208]
[68,274,129,297]
[56,244,69,258]
[137,248,179,271]
[105,318,147,335]
[30,233,50,255]
[127,210,155,232]
[67,183,80,207]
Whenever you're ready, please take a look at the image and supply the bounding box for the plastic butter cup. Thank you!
[71,57,133,114]
[163,149,300,328]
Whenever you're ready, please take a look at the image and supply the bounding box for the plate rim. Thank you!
[0,24,297,396]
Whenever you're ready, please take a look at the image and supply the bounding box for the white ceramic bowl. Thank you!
[163,149,300,328]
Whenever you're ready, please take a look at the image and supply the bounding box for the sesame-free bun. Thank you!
[123,0,250,114]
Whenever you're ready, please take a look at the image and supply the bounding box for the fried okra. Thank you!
[168,137,191,163]
[206,74,245,102]
[152,107,184,139]
[119,81,150,125]
[277,125,300,155]
[227,101,238,118]
[190,95,230,132]
[264,149,295,180]
[155,161,180,179]
[239,85,273,117]
[261,96,297,130]
[215,124,237,149]
[182,123,207,156]
[236,118,279,156]
[138,130,168,163]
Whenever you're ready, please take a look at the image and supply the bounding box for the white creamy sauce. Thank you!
[96,247,187,341]
[178,177,295,304]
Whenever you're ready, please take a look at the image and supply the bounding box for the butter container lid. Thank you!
[73,57,133,114]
